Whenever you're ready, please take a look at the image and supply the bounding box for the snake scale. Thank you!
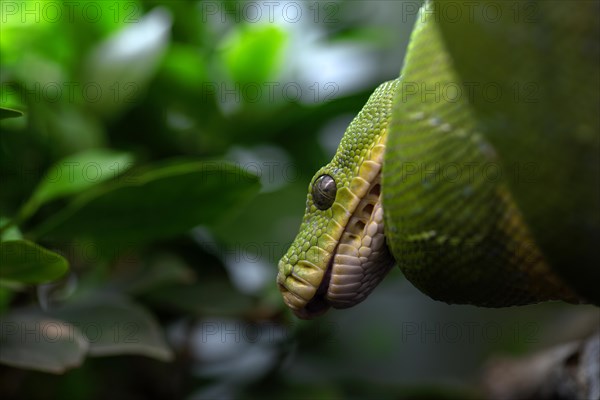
[277,1,599,318]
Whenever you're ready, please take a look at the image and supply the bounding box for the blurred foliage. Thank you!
[0,1,598,400]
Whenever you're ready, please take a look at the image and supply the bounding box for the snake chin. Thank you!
[293,253,333,319]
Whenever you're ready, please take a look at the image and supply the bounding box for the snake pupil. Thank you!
[312,174,337,210]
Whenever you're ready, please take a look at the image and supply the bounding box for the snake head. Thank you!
[277,161,395,319]
[276,80,399,319]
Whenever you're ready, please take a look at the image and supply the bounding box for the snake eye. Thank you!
[312,174,337,210]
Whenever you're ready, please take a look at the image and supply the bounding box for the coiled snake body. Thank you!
[277,2,599,318]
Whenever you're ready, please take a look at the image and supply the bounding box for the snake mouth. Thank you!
[277,255,333,319]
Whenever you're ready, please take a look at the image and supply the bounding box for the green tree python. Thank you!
[276,1,599,319]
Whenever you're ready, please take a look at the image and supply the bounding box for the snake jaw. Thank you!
[294,257,333,319]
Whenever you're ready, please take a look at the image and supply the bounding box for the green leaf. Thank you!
[0,217,22,241]
[0,107,23,120]
[20,149,134,222]
[52,295,173,361]
[0,311,88,374]
[146,280,254,316]
[33,160,261,245]
[0,287,14,315]
[120,253,196,295]
[0,240,69,284]
[162,44,209,90]
[221,25,288,85]
[83,7,172,116]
